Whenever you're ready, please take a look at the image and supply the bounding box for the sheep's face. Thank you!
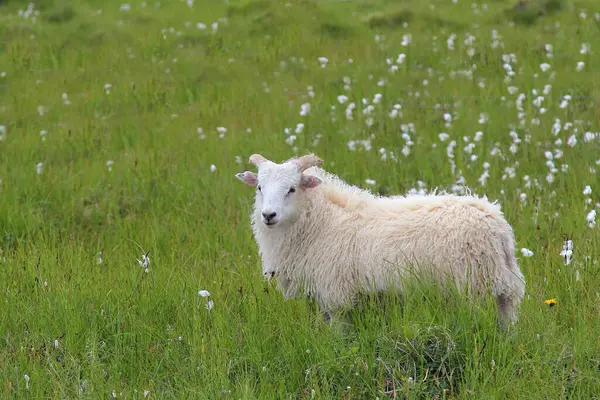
[236,154,323,229]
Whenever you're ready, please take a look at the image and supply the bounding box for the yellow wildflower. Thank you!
[544,298,557,307]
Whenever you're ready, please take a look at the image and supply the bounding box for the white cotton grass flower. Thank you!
[35,162,43,175]
[96,251,103,265]
[520,193,527,203]
[401,34,412,46]
[587,210,596,228]
[210,164,217,172]
[337,95,348,104]
[559,95,571,109]
[567,135,577,147]
[24,374,30,390]
[106,160,114,172]
[317,57,328,68]
[576,61,585,71]
[584,132,597,143]
[40,130,47,141]
[137,253,150,273]
[364,179,376,186]
[62,93,71,105]
[300,103,311,116]
[285,135,296,146]
[0,125,6,141]
[540,63,551,72]
[198,290,214,311]
[560,239,573,265]
[583,185,592,196]
[580,43,591,54]
[521,248,534,257]
[197,22,206,30]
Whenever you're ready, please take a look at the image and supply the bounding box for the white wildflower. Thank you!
[401,34,412,46]
[300,103,311,116]
[583,185,592,195]
[584,132,597,142]
[521,248,534,257]
[198,290,210,297]
[137,253,150,273]
[285,135,296,146]
[580,43,590,54]
[576,61,585,71]
[560,240,573,265]
[587,210,596,228]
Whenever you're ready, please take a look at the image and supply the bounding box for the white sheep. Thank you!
[236,153,526,327]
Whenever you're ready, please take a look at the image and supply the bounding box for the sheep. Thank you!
[235,153,526,328]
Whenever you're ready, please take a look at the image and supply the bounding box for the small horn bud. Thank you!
[295,154,324,172]
[249,154,268,167]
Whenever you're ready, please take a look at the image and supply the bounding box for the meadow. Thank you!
[0,0,599,398]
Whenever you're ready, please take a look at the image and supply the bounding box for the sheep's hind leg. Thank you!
[496,294,518,329]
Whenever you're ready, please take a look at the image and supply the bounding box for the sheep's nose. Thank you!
[262,211,277,222]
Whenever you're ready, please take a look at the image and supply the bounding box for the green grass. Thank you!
[1,0,600,397]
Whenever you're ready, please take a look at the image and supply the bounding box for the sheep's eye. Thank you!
[257,185,262,192]
[288,187,296,194]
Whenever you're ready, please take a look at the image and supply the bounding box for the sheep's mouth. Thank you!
[264,221,277,227]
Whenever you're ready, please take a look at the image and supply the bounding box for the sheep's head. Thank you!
[235,154,323,228]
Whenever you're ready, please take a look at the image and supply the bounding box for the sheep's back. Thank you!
[354,194,514,292]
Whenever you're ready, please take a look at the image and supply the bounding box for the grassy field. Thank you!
[1,0,600,397]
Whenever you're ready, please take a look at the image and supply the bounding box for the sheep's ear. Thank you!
[301,174,322,189]
[235,171,258,186]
